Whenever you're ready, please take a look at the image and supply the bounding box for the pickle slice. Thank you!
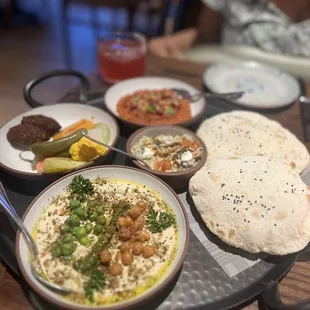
[42,158,88,173]
[93,123,110,144]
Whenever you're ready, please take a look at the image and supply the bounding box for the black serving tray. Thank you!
[1,72,310,310]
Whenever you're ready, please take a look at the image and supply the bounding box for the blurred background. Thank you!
[0,0,201,124]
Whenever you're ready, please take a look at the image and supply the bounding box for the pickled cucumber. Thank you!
[42,157,88,173]
[93,123,110,144]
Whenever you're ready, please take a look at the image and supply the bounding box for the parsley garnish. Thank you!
[84,270,105,302]
[146,209,175,233]
[68,175,94,202]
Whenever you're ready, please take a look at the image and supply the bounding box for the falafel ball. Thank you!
[7,124,50,149]
[22,115,61,135]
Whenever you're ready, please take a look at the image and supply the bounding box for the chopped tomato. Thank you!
[182,137,200,149]
[154,159,172,172]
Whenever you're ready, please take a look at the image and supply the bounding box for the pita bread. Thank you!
[189,156,310,255]
[197,111,309,174]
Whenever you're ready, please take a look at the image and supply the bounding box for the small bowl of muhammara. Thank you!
[126,126,207,190]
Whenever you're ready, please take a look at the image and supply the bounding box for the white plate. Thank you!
[16,165,189,309]
[0,104,119,178]
[203,62,301,109]
[104,77,206,127]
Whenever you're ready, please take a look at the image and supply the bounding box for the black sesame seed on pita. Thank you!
[189,155,310,255]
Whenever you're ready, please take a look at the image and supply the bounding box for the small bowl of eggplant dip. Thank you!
[16,166,189,309]
[126,126,207,190]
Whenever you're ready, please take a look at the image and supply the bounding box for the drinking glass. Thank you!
[97,32,146,84]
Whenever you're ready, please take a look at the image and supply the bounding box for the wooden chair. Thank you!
[60,0,170,68]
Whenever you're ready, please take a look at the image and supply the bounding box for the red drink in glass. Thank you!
[98,33,146,84]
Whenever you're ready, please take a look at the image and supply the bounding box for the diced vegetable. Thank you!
[166,107,175,116]
[146,106,156,113]
[42,157,88,173]
[54,119,94,140]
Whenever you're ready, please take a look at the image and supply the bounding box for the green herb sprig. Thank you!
[146,209,175,233]
[68,175,94,202]
[84,270,105,302]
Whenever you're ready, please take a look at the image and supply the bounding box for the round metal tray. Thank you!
[0,97,309,310]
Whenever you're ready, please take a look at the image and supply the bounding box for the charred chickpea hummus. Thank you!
[32,175,178,306]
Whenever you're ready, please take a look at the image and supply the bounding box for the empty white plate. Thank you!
[104,77,207,127]
[203,62,301,109]
[0,103,119,179]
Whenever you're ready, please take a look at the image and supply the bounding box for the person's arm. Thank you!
[148,5,223,58]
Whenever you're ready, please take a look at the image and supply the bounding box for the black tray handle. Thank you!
[261,283,310,310]
[261,248,310,310]
[23,69,90,108]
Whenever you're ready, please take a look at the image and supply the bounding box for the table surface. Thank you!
[1,55,310,310]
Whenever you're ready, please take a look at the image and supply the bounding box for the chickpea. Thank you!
[132,241,143,255]
[110,263,123,276]
[128,206,141,219]
[116,217,126,228]
[120,241,132,252]
[99,250,111,265]
[135,216,146,230]
[136,201,146,211]
[118,227,131,241]
[130,221,139,233]
[143,245,155,258]
[130,216,145,233]
[136,230,150,242]
[124,216,133,227]
[121,251,134,266]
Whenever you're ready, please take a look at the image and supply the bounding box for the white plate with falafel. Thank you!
[0,104,119,180]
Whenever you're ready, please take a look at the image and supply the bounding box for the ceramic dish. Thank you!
[203,62,301,109]
[16,165,189,310]
[0,104,119,180]
[126,126,207,190]
[104,77,207,128]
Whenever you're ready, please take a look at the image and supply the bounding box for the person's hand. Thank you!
[148,28,198,59]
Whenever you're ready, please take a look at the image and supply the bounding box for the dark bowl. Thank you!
[126,126,207,190]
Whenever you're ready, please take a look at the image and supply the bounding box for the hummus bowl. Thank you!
[16,166,189,309]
